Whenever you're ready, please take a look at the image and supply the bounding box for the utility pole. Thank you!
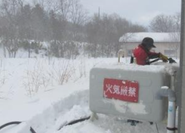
[98,7,100,18]
[179,0,185,132]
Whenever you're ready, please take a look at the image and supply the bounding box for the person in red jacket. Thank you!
[132,37,172,65]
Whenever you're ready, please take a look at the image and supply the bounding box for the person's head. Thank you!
[141,37,156,50]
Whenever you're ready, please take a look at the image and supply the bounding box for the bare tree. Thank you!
[172,12,181,32]
[0,0,23,57]
[17,4,32,40]
[58,0,72,21]
[44,0,59,13]
[69,0,88,25]
[85,13,147,57]
[149,14,180,32]
[31,4,49,41]
[69,0,88,41]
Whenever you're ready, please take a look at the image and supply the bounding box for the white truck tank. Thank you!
[89,63,178,122]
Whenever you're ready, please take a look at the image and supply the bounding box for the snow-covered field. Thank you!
[0,57,171,133]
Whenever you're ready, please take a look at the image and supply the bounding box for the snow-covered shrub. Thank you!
[78,59,87,78]
[23,59,76,96]
[23,59,51,96]
[0,71,6,99]
[48,59,75,85]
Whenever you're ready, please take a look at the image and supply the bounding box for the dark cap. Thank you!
[141,37,156,48]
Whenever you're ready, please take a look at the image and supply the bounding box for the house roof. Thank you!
[119,32,180,43]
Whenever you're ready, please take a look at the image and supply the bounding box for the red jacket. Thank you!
[133,45,159,65]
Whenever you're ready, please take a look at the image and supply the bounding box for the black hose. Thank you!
[58,116,90,130]
[155,123,159,133]
[149,59,160,64]
[1,116,90,132]
[0,121,21,130]
[0,121,36,133]
[30,127,37,133]
[67,116,90,125]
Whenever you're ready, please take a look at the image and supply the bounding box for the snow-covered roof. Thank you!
[119,32,180,43]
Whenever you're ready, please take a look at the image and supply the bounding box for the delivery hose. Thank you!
[58,116,90,130]
[0,116,90,132]
[0,121,36,133]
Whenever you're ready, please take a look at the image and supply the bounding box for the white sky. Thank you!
[80,0,181,26]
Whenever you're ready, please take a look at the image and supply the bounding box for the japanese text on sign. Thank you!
[103,78,139,103]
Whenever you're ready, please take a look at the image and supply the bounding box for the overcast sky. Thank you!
[80,0,181,26]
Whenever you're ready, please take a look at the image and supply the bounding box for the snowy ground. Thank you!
[0,57,170,133]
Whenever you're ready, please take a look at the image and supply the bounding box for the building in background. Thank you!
[119,32,180,58]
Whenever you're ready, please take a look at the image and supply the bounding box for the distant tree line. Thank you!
[149,13,181,32]
[0,0,180,58]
